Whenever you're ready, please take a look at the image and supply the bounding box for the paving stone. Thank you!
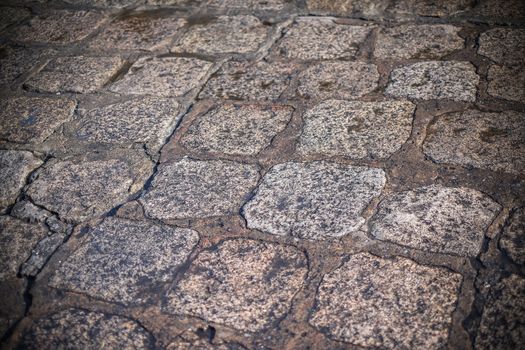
[11,200,51,224]
[274,18,371,60]
[0,7,30,31]
[0,216,48,280]
[423,110,525,174]
[297,61,379,100]
[63,0,139,7]
[385,61,478,102]
[19,308,156,349]
[172,15,270,55]
[487,65,525,103]
[0,277,26,339]
[167,330,247,350]
[141,158,259,220]
[180,103,293,156]
[50,217,199,304]
[476,274,525,350]
[108,56,212,97]
[478,28,525,66]
[389,0,474,17]
[144,0,206,5]
[375,24,464,59]
[472,0,525,21]
[306,0,389,17]
[89,11,187,51]
[0,96,76,144]
[165,239,308,332]
[12,10,106,44]
[199,60,297,101]
[0,46,55,86]
[208,0,289,10]
[500,208,525,265]
[243,161,385,240]
[370,185,501,256]
[69,97,180,152]
[26,155,148,223]
[0,151,42,210]
[298,100,415,159]
[24,56,124,94]
[310,252,462,348]
[21,232,65,277]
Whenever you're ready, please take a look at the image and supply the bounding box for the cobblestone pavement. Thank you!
[0,0,524,349]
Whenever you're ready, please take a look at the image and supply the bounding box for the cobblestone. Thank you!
[298,100,415,159]
[385,61,479,101]
[370,185,501,256]
[389,0,474,17]
[50,217,199,304]
[297,61,379,100]
[165,239,308,331]
[478,28,525,66]
[423,110,525,174]
[180,103,293,156]
[310,252,462,348]
[208,0,291,10]
[0,7,30,31]
[243,161,385,240]
[486,65,525,102]
[500,208,525,265]
[0,150,42,210]
[306,0,388,17]
[0,46,55,86]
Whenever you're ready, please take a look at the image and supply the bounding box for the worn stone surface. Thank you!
[0,96,76,144]
[27,155,149,223]
[208,0,290,10]
[306,0,389,17]
[297,61,379,100]
[108,56,212,97]
[423,110,525,175]
[24,56,124,94]
[68,97,180,152]
[0,46,55,86]
[370,185,501,256]
[12,10,106,44]
[478,28,525,66]
[0,150,42,210]
[274,18,371,60]
[141,158,259,220]
[181,103,293,156]
[375,24,464,59]
[487,65,525,103]
[243,161,385,240]
[471,0,525,21]
[385,61,479,101]
[89,11,187,51]
[19,308,156,349]
[63,0,139,7]
[199,60,297,101]
[167,329,247,350]
[310,252,462,348]
[0,7,30,31]
[476,274,525,350]
[298,100,415,159]
[172,15,270,55]
[50,217,198,304]
[390,0,474,17]
[21,232,65,277]
[165,239,308,332]
[500,208,525,265]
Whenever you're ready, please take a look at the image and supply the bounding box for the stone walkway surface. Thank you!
[0,0,524,349]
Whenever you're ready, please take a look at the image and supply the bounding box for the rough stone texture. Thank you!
[108,56,212,97]
[19,309,156,349]
[370,185,501,256]
[12,10,106,44]
[180,103,293,156]
[478,28,525,66]
[0,150,42,210]
[26,156,147,223]
[199,60,297,101]
[172,15,270,55]
[298,100,415,159]
[0,96,76,144]
[89,11,187,51]
[423,110,525,175]
[0,216,49,280]
[243,161,385,240]
[24,56,124,94]
[21,232,65,277]
[165,239,308,332]
[487,65,525,103]
[297,61,379,100]
[306,0,389,17]
[385,61,479,101]
[167,330,247,350]
[500,208,525,265]
[375,24,464,59]
[274,18,371,60]
[476,274,525,350]
[390,0,474,17]
[69,97,180,152]
[208,0,289,10]
[0,46,55,86]
[0,7,30,31]
[63,0,139,8]
[141,158,259,220]
[310,253,462,348]
[50,217,199,304]
[472,0,525,21]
